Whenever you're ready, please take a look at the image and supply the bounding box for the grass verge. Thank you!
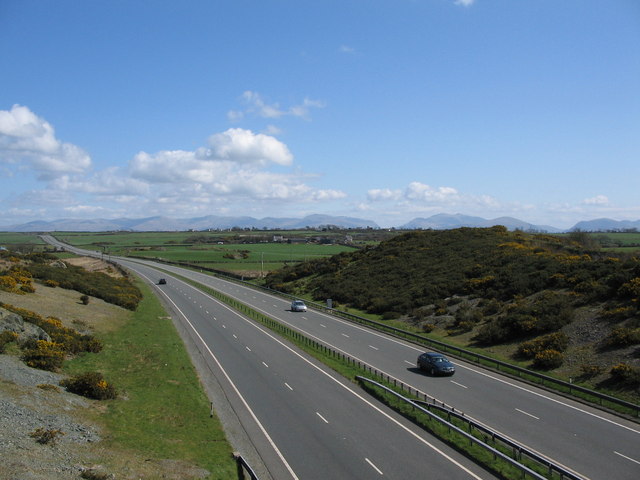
[62,279,236,479]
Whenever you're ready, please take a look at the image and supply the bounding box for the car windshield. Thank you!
[433,356,446,362]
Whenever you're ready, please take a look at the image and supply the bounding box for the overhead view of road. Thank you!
[41,236,640,479]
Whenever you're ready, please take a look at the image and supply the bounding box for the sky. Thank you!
[1,0,639,230]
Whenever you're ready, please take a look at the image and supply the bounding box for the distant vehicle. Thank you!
[158,278,167,285]
[291,300,307,312]
[417,352,455,376]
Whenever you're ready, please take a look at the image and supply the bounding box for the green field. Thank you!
[0,232,46,245]
[51,231,359,274]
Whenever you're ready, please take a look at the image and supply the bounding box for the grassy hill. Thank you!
[265,226,640,397]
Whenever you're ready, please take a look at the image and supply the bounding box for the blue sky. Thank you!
[1,0,639,229]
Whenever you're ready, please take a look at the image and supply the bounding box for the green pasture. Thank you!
[50,231,357,273]
[0,232,45,245]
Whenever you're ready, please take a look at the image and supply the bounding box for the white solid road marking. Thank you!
[365,458,384,475]
[516,408,540,420]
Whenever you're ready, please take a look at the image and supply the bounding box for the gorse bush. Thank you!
[516,332,569,359]
[61,371,117,400]
[603,327,640,349]
[610,363,640,386]
[532,349,564,370]
[21,340,66,371]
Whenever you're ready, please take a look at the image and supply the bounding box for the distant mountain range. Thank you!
[1,213,639,233]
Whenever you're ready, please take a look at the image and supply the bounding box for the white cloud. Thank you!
[231,91,325,121]
[405,182,459,202]
[454,0,475,7]
[206,128,293,165]
[367,188,402,201]
[0,104,91,179]
[339,45,356,54]
[582,194,609,206]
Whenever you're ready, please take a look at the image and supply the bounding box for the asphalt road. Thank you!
[41,237,640,479]
[42,237,495,480]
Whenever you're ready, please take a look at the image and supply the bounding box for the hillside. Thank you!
[265,227,640,396]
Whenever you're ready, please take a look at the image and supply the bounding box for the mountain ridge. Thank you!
[1,213,639,233]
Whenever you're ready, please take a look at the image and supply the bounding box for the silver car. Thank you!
[291,300,307,312]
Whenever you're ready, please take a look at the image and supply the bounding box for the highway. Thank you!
[42,237,494,480]
[42,237,640,479]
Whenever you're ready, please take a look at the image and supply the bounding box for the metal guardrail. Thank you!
[234,453,260,480]
[411,399,584,480]
[357,376,552,480]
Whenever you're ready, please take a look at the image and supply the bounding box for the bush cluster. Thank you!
[21,340,66,371]
[25,262,142,310]
[516,332,569,359]
[61,371,117,400]
[609,363,640,386]
[2,304,103,371]
[474,292,573,346]
[532,349,564,370]
[603,327,640,349]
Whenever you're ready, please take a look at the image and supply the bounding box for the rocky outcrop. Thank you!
[0,308,51,342]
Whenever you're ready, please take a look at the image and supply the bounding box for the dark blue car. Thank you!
[417,352,455,376]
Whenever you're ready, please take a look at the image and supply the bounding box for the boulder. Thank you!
[0,308,51,342]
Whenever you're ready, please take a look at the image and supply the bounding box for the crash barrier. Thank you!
[234,453,260,480]
[356,377,587,480]
[134,256,640,418]
[410,397,584,480]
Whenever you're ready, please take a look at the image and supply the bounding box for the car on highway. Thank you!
[158,278,167,285]
[417,352,455,376]
[291,300,307,312]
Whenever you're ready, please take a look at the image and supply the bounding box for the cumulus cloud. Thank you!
[205,128,293,165]
[231,91,325,121]
[0,104,91,179]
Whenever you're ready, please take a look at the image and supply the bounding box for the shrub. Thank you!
[603,327,640,348]
[516,332,569,359]
[80,294,90,305]
[44,279,59,287]
[21,340,66,371]
[532,349,564,370]
[422,323,435,333]
[61,371,117,400]
[610,363,640,385]
[30,427,65,445]
[579,364,603,378]
[0,331,19,353]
